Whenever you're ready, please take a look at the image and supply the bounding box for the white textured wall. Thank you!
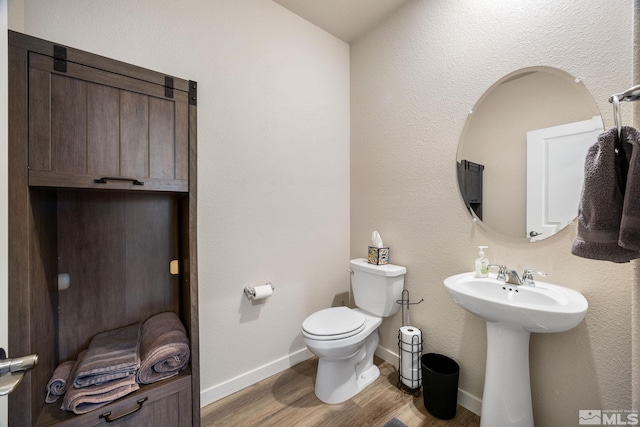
[351,0,634,425]
[17,0,350,406]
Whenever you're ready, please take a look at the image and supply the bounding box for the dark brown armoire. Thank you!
[7,31,199,426]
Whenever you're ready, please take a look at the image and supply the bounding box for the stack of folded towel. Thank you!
[62,350,140,415]
[62,323,141,414]
[45,312,190,415]
[73,322,141,388]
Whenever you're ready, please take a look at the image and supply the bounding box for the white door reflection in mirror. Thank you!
[526,116,604,241]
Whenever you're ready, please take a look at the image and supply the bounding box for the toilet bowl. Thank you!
[302,307,382,404]
[301,259,406,404]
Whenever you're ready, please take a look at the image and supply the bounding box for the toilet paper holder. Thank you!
[396,289,423,395]
[397,326,423,395]
[396,289,423,327]
[244,282,275,299]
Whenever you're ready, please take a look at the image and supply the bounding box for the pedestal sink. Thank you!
[444,272,588,427]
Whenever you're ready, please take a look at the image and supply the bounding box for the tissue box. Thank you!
[368,246,389,265]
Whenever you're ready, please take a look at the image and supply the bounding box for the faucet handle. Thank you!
[489,264,507,281]
[521,269,547,286]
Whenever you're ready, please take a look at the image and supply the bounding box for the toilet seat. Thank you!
[302,307,366,340]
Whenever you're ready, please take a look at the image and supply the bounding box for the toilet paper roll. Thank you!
[252,284,273,300]
[399,326,422,389]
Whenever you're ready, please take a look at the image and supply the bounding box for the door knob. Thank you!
[0,352,38,376]
[0,348,38,396]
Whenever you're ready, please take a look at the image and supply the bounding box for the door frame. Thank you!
[1,0,10,423]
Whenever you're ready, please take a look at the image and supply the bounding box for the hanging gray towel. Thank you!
[619,127,640,250]
[571,127,640,262]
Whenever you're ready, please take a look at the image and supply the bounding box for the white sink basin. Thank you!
[444,272,588,333]
[444,272,588,427]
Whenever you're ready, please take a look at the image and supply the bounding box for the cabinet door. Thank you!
[28,53,189,192]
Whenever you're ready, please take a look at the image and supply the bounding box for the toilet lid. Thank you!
[302,307,366,340]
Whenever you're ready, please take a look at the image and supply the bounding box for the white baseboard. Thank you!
[200,348,314,407]
[375,345,482,416]
[457,388,482,416]
[375,344,399,366]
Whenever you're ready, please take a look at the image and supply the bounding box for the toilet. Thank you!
[302,258,406,404]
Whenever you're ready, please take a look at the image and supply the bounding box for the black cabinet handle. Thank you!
[99,397,148,422]
[94,177,144,186]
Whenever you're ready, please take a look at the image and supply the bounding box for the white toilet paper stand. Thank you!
[396,289,423,396]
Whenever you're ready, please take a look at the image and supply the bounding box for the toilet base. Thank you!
[314,359,380,404]
[313,330,380,404]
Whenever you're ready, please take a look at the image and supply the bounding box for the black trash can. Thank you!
[421,353,459,420]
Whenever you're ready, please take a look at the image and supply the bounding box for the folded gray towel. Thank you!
[137,312,190,385]
[73,323,141,388]
[45,360,75,403]
[63,376,139,415]
[620,127,640,250]
[62,350,139,414]
[572,127,640,262]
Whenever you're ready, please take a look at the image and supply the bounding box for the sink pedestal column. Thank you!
[481,322,533,427]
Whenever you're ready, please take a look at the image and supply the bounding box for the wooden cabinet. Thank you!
[8,31,199,426]
[22,35,191,192]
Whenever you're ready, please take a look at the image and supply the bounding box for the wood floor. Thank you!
[201,357,480,427]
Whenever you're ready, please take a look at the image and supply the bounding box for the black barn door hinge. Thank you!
[189,80,197,106]
[53,45,67,73]
[165,76,174,98]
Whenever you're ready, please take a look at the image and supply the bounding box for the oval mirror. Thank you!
[457,66,604,242]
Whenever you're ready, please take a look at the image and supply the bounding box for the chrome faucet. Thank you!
[490,265,546,287]
[489,265,514,283]
[521,269,547,286]
[502,268,523,286]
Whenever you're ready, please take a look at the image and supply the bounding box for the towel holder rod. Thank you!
[609,84,640,140]
[609,84,640,103]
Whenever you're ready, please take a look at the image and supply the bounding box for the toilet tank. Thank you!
[349,258,406,317]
